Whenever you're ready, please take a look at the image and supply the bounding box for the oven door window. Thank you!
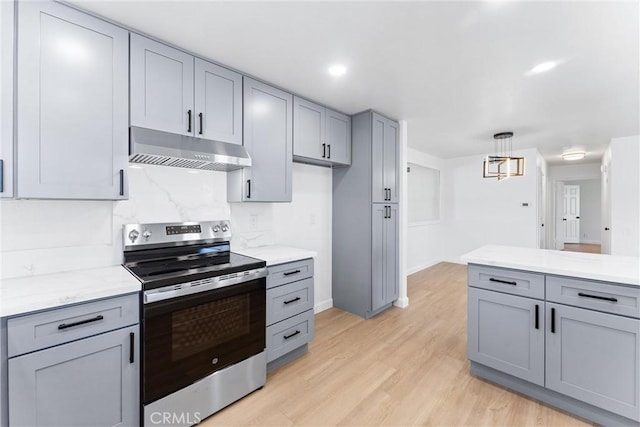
[143,279,265,404]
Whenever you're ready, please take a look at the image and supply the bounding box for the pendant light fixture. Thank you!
[482,131,525,181]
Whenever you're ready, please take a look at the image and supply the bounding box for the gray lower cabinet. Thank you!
[333,111,400,319]
[546,302,640,421]
[372,204,399,312]
[265,258,314,371]
[468,264,640,425]
[6,294,140,427]
[467,287,544,386]
[293,96,351,166]
[16,0,129,200]
[1,0,14,197]
[227,77,293,202]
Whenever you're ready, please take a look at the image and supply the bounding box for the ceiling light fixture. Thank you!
[483,131,525,181]
[561,150,586,161]
[328,64,347,76]
[524,60,558,76]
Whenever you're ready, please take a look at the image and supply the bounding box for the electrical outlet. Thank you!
[250,214,258,230]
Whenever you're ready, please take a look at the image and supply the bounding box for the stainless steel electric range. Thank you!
[123,221,267,426]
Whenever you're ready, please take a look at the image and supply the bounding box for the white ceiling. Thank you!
[70,0,640,166]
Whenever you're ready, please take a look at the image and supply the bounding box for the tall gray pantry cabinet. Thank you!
[333,111,400,319]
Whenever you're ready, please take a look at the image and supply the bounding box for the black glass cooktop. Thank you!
[124,242,265,291]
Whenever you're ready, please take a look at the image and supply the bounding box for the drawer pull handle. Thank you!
[551,308,556,333]
[129,332,135,364]
[283,270,301,276]
[283,297,301,305]
[489,278,517,286]
[578,292,618,303]
[58,315,104,330]
[284,330,300,340]
[535,304,539,330]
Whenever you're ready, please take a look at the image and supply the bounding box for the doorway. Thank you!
[554,179,602,254]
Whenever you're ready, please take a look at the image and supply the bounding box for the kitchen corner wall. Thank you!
[0,163,333,312]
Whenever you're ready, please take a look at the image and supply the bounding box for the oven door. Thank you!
[143,277,265,404]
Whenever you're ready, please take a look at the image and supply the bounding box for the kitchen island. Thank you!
[462,245,640,426]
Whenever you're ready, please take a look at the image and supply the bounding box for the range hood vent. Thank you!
[129,126,251,172]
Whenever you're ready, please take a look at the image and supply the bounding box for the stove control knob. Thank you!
[212,225,221,233]
[128,229,140,243]
[142,229,152,240]
[221,224,229,232]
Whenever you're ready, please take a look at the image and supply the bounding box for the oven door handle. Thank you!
[144,267,268,304]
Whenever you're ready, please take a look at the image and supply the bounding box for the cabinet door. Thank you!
[194,58,242,145]
[1,0,14,197]
[16,1,129,200]
[130,34,194,136]
[9,325,140,427]
[467,288,545,386]
[293,96,325,161]
[371,113,399,203]
[242,77,292,202]
[326,109,351,165]
[371,204,399,312]
[546,303,640,421]
[384,204,399,305]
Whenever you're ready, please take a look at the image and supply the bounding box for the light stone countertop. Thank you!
[461,245,639,286]
[233,245,317,266]
[1,265,141,318]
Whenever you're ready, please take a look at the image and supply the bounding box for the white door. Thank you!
[537,168,546,249]
[564,185,581,244]
[601,158,612,254]
[555,182,565,249]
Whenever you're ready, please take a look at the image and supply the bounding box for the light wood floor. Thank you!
[205,263,590,426]
[563,243,601,254]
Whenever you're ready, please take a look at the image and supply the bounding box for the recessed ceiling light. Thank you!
[328,64,347,76]
[525,61,557,76]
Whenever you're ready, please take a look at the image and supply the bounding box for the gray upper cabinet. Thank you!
[468,287,545,386]
[130,34,194,136]
[1,0,14,197]
[293,96,351,166]
[16,1,129,200]
[227,77,292,202]
[371,112,399,203]
[372,204,399,312]
[194,58,243,144]
[546,303,640,421]
[131,35,242,145]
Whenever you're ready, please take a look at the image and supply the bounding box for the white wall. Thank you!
[564,179,601,244]
[442,148,539,262]
[406,147,444,274]
[609,135,640,256]
[0,163,334,312]
[230,163,333,312]
[548,163,601,181]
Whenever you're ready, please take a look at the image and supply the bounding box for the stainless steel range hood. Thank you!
[129,126,251,171]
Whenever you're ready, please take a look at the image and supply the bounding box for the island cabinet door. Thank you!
[546,303,640,421]
[467,287,545,386]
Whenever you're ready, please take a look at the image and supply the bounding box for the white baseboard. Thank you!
[443,256,466,265]
[394,297,409,308]
[407,257,444,275]
[314,298,333,314]
[579,240,601,245]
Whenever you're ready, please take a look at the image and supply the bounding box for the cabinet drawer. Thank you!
[266,309,314,363]
[267,277,314,325]
[547,276,640,318]
[468,264,544,299]
[8,293,139,357]
[267,258,314,289]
